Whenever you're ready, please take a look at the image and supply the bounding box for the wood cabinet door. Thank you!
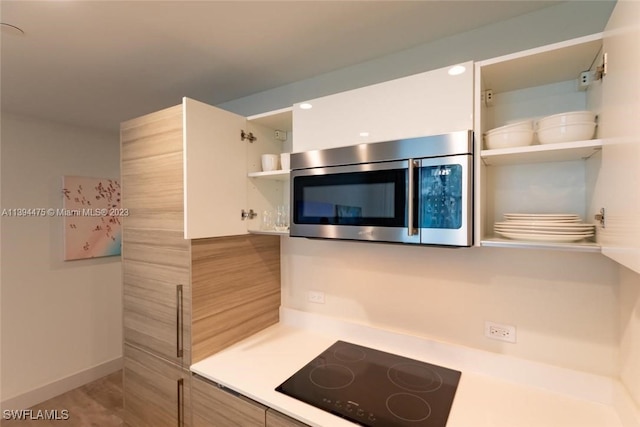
[266,409,309,427]
[292,61,473,152]
[124,344,191,427]
[190,234,280,362]
[183,97,248,238]
[122,228,191,366]
[121,105,192,366]
[192,375,266,427]
[121,104,185,233]
[596,0,640,273]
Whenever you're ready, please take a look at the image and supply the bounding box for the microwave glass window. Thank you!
[294,169,406,226]
[420,164,462,229]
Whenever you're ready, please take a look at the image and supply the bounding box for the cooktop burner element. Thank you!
[276,341,461,427]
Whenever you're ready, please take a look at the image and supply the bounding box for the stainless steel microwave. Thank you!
[290,130,473,246]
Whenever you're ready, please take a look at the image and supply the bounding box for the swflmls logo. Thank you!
[3,409,70,421]
[358,230,373,237]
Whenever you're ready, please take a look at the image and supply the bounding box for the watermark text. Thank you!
[3,409,70,421]
[1,208,129,217]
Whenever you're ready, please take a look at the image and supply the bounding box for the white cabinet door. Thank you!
[596,1,640,273]
[183,97,248,238]
[292,61,473,152]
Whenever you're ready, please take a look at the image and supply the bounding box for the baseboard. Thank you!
[0,357,123,411]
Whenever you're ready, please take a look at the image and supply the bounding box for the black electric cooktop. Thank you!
[276,341,461,427]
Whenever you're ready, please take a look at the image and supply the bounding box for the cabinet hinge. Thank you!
[240,130,257,143]
[594,207,605,228]
[241,209,257,220]
[595,52,608,80]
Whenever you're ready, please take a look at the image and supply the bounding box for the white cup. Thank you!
[261,154,279,172]
[280,153,290,170]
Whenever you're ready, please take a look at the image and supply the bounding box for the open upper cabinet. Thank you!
[474,33,605,252]
[474,0,640,273]
[183,98,292,238]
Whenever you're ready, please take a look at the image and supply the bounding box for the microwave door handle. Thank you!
[407,159,418,236]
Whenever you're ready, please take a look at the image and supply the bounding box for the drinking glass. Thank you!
[275,205,289,231]
[261,210,274,231]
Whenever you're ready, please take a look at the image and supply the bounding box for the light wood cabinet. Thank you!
[123,257,190,364]
[292,61,473,152]
[191,375,311,427]
[190,234,280,359]
[266,409,309,427]
[122,105,192,366]
[192,375,265,427]
[121,101,282,427]
[123,97,291,240]
[122,233,280,427]
[124,344,191,427]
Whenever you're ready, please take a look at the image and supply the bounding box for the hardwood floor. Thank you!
[2,371,123,427]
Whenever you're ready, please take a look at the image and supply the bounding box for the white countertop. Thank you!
[191,308,638,427]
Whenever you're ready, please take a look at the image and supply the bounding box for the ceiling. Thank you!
[1,1,565,132]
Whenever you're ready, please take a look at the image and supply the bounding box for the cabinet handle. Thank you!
[176,285,184,358]
[177,378,184,427]
[407,159,418,236]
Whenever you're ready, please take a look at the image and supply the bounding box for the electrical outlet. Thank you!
[485,321,516,343]
[308,290,325,304]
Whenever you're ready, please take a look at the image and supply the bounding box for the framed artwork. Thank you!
[62,176,122,260]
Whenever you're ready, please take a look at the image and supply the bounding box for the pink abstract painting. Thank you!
[62,176,122,260]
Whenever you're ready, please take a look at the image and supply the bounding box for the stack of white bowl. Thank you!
[484,120,534,150]
[494,213,595,243]
[536,110,597,144]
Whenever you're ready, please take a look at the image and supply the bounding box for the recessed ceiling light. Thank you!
[299,103,313,110]
[448,65,466,76]
[359,132,370,137]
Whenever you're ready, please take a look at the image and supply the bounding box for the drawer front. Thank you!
[192,375,266,427]
[266,409,310,427]
[124,345,190,427]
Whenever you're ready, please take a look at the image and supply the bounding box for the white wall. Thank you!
[0,109,3,406]
[619,265,640,407]
[217,0,624,379]
[219,1,615,117]
[0,113,122,408]
[282,238,620,377]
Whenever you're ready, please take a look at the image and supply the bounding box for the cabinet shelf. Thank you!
[480,139,602,166]
[481,236,600,252]
[247,107,293,132]
[478,34,602,95]
[248,229,289,236]
[248,170,290,181]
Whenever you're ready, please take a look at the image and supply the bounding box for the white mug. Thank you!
[280,153,290,170]
[261,154,279,172]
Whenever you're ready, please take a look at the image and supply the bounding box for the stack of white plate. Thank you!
[494,213,595,242]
